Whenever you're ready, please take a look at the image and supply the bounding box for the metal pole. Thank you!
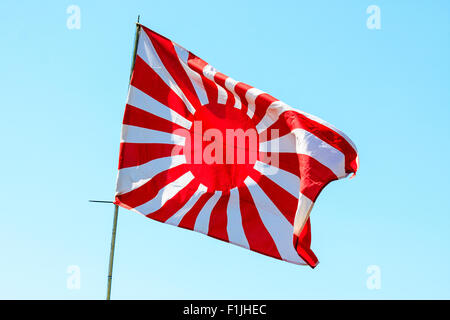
[106,204,119,300]
[130,15,141,80]
[105,15,141,301]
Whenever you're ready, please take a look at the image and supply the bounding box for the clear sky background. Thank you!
[0,0,449,299]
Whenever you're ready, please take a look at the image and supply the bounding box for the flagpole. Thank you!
[106,204,119,300]
[105,15,141,301]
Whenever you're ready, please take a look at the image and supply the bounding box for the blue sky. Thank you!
[0,0,449,299]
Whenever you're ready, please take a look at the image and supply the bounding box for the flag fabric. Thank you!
[115,24,359,268]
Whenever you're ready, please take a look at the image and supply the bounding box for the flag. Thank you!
[115,24,359,267]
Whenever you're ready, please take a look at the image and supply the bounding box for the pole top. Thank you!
[89,200,114,204]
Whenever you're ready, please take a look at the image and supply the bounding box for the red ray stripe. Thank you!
[238,185,281,260]
[186,52,207,74]
[123,104,186,134]
[131,56,192,119]
[147,180,201,222]
[293,219,318,268]
[184,53,219,105]
[258,152,301,178]
[115,164,189,209]
[143,27,202,110]
[259,110,358,174]
[178,191,215,230]
[207,191,230,242]
[294,155,338,267]
[233,82,252,115]
[258,152,338,201]
[200,75,219,106]
[118,143,182,169]
[252,93,277,124]
[248,169,297,225]
[298,154,338,202]
[213,72,236,107]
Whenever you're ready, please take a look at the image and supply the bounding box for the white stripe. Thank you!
[293,194,314,237]
[253,160,300,198]
[255,101,290,133]
[256,101,357,152]
[127,86,192,130]
[121,124,185,145]
[225,77,242,110]
[137,30,196,114]
[165,184,208,226]
[226,188,250,249]
[193,191,222,234]
[173,44,209,106]
[116,155,186,195]
[135,171,195,215]
[245,88,264,119]
[303,114,358,152]
[244,176,305,265]
[203,65,228,105]
[259,128,346,178]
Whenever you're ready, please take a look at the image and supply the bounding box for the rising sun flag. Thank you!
[114,24,359,268]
